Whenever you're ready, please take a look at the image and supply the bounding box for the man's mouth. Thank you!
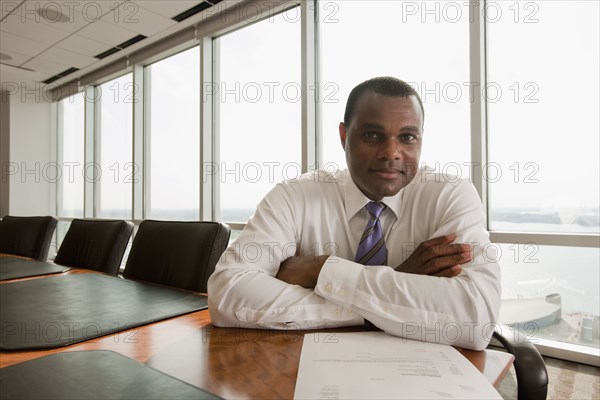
[369,168,404,179]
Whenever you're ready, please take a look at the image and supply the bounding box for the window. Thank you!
[487,1,599,351]
[215,8,302,223]
[54,220,72,256]
[487,1,599,234]
[497,243,599,347]
[320,1,471,176]
[146,47,201,220]
[57,93,84,218]
[96,73,134,219]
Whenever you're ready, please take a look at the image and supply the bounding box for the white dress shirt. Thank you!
[208,167,501,350]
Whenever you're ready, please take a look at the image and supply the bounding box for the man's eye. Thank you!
[400,134,417,143]
[363,132,379,140]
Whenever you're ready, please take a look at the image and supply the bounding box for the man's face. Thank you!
[340,92,423,201]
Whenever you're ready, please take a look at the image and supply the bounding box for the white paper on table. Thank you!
[293,331,502,400]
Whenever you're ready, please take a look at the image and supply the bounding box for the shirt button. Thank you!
[338,287,345,296]
[325,283,332,292]
[335,308,341,315]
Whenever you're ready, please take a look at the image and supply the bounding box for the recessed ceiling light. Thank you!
[37,7,71,23]
[0,52,13,61]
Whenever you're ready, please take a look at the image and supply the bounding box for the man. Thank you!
[208,77,500,351]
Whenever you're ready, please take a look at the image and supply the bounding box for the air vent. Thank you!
[172,1,213,22]
[42,76,61,85]
[58,67,79,76]
[42,67,80,85]
[94,34,147,59]
[95,47,121,60]
[117,34,147,50]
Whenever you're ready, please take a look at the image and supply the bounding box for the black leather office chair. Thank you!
[54,219,133,275]
[0,216,58,261]
[123,220,231,292]
[491,325,549,399]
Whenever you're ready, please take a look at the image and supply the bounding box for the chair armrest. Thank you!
[492,326,548,400]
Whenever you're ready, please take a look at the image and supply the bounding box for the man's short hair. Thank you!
[343,77,425,127]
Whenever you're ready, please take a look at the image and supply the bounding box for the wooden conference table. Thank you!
[0,259,514,399]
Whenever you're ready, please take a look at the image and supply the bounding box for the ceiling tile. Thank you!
[55,34,112,57]
[0,31,48,56]
[0,13,71,45]
[0,48,33,67]
[52,0,125,26]
[77,18,138,47]
[21,56,71,75]
[107,2,177,37]
[0,63,50,85]
[15,0,128,32]
[0,0,21,20]
[19,4,87,32]
[134,1,203,19]
[37,47,96,69]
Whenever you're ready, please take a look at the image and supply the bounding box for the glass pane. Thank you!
[498,243,599,349]
[487,1,600,233]
[53,220,72,260]
[229,229,242,244]
[146,47,200,220]
[59,94,84,217]
[216,8,301,223]
[320,0,471,176]
[96,74,133,219]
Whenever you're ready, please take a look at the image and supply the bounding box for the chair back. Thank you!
[124,220,230,292]
[0,216,58,260]
[491,328,548,400]
[54,219,133,275]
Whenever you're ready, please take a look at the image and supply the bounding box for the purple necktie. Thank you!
[355,202,387,265]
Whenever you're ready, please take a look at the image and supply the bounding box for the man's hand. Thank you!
[395,234,471,278]
[275,255,329,289]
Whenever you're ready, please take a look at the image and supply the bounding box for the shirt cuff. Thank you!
[315,256,364,308]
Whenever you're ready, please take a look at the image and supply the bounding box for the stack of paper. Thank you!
[294,331,502,399]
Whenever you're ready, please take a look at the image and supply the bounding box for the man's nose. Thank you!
[377,139,401,160]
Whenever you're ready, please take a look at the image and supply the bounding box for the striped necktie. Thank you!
[355,202,387,265]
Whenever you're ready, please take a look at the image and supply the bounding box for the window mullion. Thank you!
[491,232,599,248]
[205,37,218,222]
[132,64,144,221]
[469,0,489,226]
[301,0,317,173]
[84,86,95,219]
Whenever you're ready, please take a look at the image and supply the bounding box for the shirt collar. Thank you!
[341,169,403,221]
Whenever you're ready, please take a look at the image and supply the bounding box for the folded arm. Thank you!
[208,179,500,350]
[276,234,471,289]
[207,184,365,330]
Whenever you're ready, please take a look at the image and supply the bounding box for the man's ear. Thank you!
[339,122,347,149]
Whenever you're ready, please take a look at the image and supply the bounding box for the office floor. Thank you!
[498,356,600,399]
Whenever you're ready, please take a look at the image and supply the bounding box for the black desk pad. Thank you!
[0,350,221,399]
[0,274,208,351]
[0,257,71,281]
